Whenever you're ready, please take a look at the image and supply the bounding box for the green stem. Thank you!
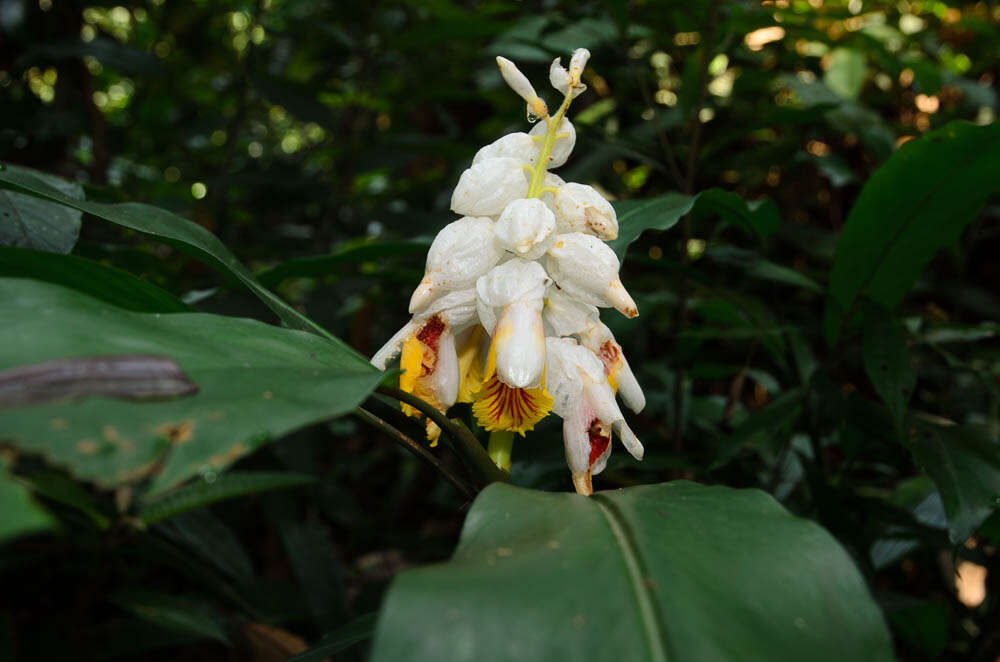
[487,430,516,472]
[353,407,476,498]
[526,91,575,198]
[376,385,510,486]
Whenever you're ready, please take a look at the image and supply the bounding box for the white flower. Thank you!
[549,58,572,96]
[529,117,575,169]
[409,216,503,313]
[546,233,638,318]
[451,157,530,217]
[497,56,547,119]
[543,288,645,414]
[545,337,643,495]
[473,132,538,166]
[553,182,619,240]
[494,198,557,260]
[549,51,588,99]
[569,48,591,79]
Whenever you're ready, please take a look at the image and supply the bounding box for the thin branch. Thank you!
[376,385,511,486]
[353,406,476,499]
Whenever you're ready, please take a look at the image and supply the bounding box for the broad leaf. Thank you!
[906,420,1000,543]
[825,121,1000,343]
[139,471,317,524]
[863,306,915,431]
[256,240,428,287]
[610,188,779,261]
[371,482,893,662]
[823,48,866,100]
[287,613,377,662]
[0,164,353,349]
[0,457,58,543]
[110,590,229,644]
[0,278,381,495]
[0,164,83,253]
[0,246,191,313]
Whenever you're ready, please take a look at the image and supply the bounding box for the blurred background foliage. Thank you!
[2,0,999,659]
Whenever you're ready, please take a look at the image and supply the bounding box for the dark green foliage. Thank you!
[1,0,998,660]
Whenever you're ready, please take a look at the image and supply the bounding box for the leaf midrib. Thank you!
[593,495,670,662]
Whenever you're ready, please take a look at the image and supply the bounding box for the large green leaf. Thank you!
[0,246,191,313]
[863,306,915,432]
[371,482,893,662]
[610,188,779,261]
[0,164,353,350]
[907,420,1000,543]
[0,278,381,495]
[825,121,1000,343]
[0,164,83,253]
[0,457,58,544]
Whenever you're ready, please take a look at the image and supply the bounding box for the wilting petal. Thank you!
[495,198,556,260]
[474,132,538,166]
[546,233,637,318]
[569,48,591,78]
[529,117,576,169]
[451,157,530,217]
[553,183,618,240]
[549,57,571,95]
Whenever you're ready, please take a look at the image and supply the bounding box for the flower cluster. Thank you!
[372,49,645,495]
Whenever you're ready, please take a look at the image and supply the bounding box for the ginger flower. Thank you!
[372,48,646,495]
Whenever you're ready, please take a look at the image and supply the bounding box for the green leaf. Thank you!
[906,421,1000,544]
[823,48,866,100]
[0,457,58,544]
[825,121,1000,344]
[862,306,915,431]
[256,240,428,287]
[20,470,111,529]
[0,246,191,313]
[286,613,377,662]
[609,189,779,261]
[0,164,353,349]
[110,589,229,645]
[139,471,317,524]
[0,278,381,496]
[0,164,83,253]
[371,482,893,662]
[705,245,822,293]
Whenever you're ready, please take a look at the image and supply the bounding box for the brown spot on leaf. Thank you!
[155,420,196,445]
[209,442,249,468]
[205,410,225,421]
[49,418,69,431]
[77,439,99,454]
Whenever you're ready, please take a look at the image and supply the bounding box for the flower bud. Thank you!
[529,117,575,168]
[476,258,550,333]
[549,58,571,96]
[409,216,502,313]
[546,233,637,318]
[543,287,599,337]
[473,132,538,166]
[553,183,619,240]
[569,48,591,78]
[451,157,530,217]
[495,198,557,260]
[497,56,547,118]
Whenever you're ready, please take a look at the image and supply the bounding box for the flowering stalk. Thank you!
[372,48,646,495]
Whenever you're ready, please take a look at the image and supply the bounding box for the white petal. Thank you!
[546,233,637,317]
[543,287,599,337]
[428,327,460,407]
[582,376,625,429]
[529,118,576,168]
[544,337,585,417]
[476,258,550,310]
[613,420,645,461]
[494,300,545,389]
[410,216,502,313]
[549,57,571,95]
[497,56,540,106]
[450,157,530,217]
[370,320,417,370]
[553,183,618,240]
[569,48,591,77]
[495,198,557,260]
[415,287,479,332]
[473,132,538,166]
[539,172,565,215]
[562,401,593,476]
[578,321,645,413]
[615,354,646,413]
